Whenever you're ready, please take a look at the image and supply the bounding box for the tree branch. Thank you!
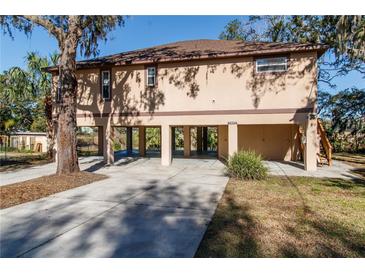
[21,16,64,42]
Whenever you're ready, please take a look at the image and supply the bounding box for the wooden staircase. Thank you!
[317,119,333,166]
[296,119,332,166]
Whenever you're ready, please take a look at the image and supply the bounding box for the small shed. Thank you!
[4,132,49,153]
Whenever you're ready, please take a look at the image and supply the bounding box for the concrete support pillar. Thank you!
[105,124,114,164]
[126,127,133,155]
[228,123,238,157]
[161,124,172,166]
[139,126,146,157]
[183,126,190,157]
[304,119,318,171]
[203,127,208,152]
[98,126,104,156]
[172,127,176,152]
[197,127,202,153]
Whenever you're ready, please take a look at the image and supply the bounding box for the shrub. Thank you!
[226,150,268,180]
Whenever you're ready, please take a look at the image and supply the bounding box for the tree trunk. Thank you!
[56,36,80,174]
[44,93,55,160]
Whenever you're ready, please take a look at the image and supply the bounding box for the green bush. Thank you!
[226,150,268,180]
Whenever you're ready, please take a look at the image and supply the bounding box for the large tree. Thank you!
[220,16,365,88]
[1,16,124,174]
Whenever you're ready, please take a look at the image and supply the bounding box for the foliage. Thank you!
[0,67,35,134]
[1,16,124,58]
[220,16,365,89]
[0,52,58,136]
[226,150,268,180]
[220,16,365,153]
[1,16,126,173]
[146,127,161,150]
[318,88,365,152]
[207,127,218,151]
[113,142,122,151]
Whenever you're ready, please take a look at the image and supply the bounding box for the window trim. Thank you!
[255,56,288,73]
[146,66,156,87]
[101,69,111,100]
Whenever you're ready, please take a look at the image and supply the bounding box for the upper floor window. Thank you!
[256,57,288,73]
[101,70,111,99]
[147,67,156,87]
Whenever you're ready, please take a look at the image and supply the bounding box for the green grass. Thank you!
[195,176,365,258]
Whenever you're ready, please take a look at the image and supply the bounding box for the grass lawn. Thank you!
[195,176,365,258]
[0,172,107,209]
[0,152,51,172]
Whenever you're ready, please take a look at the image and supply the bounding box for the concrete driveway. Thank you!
[0,157,228,258]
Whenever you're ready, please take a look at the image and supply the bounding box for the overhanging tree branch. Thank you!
[21,16,65,42]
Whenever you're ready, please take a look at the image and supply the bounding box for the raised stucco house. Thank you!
[47,39,328,171]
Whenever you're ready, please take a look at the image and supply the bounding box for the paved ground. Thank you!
[0,157,228,258]
[0,157,360,258]
[265,160,359,180]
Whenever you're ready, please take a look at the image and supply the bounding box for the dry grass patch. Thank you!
[195,176,365,258]
[0,152,52,172]
[0,172,108,209]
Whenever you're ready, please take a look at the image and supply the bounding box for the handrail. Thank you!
[317,119,333,166]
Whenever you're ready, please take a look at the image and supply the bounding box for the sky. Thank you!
[0,15,363,93]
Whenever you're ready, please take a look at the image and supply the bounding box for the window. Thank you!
[147,67,156,87]
[256,57,288,73]
[101,70,111,99]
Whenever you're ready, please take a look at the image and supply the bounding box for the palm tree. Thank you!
[26,52,59,159]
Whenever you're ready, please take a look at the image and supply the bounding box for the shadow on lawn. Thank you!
[195,176,365,258]
[1,170,364,258]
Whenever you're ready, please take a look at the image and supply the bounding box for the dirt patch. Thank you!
[0,172,108,209]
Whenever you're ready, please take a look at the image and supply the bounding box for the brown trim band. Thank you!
[75,107,313,118]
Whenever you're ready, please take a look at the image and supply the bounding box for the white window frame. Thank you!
[256,57,288,73]
[101,70,111,100]
[147,67,156,87]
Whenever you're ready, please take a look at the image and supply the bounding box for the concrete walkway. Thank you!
[0,157,107,186]
[0,157,228,258]
[265,160,360,180]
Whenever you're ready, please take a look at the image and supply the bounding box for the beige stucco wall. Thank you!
[237,124,299,161]
[51,50,319,169]
[218,125,228,160]
[52,51,317,127]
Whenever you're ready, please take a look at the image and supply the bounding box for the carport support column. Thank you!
[139,126,146,157]
[161,124,172,166]
[228,122,238,158]
[183,126,190,157]
[126,127,133,155]
[197,127,202,153]
[304,118,318,171]
[203,127,208,152]
[105,124,114,165]
[98,126,103,156]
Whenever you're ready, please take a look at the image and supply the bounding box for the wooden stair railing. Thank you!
[317,119,333,166]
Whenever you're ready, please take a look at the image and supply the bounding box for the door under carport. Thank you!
[237,124,299,161]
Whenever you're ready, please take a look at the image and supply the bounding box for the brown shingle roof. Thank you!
[45,39,328,72]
